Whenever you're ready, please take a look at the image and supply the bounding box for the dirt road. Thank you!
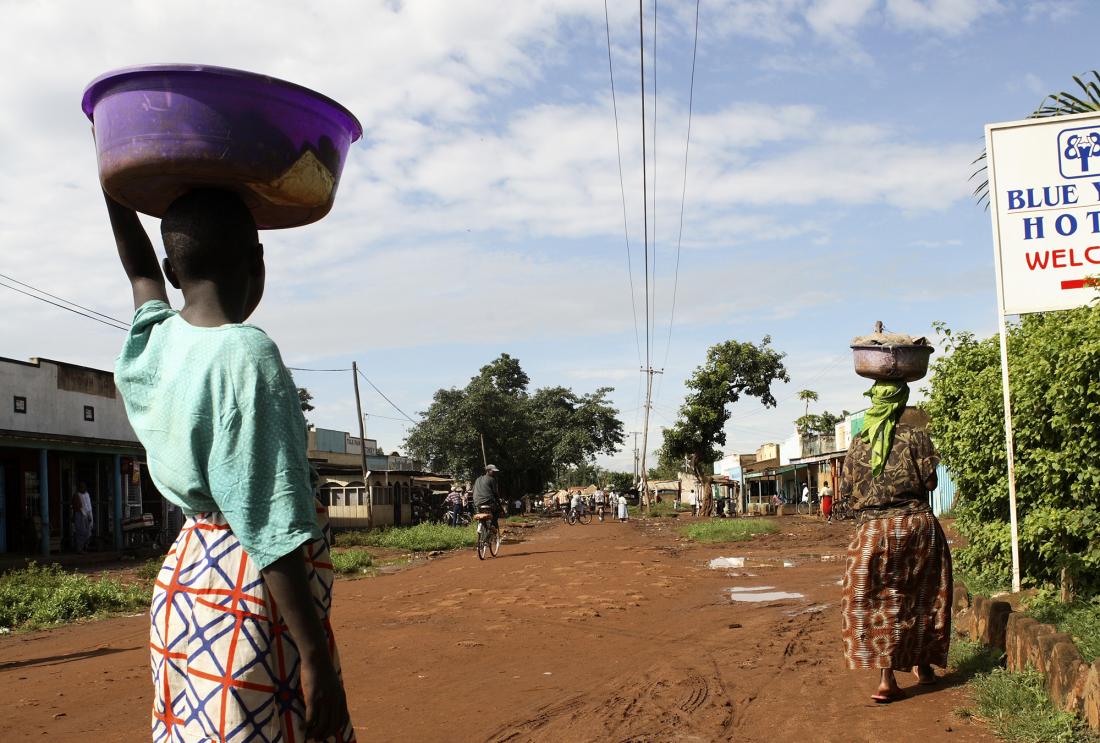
[0,516,994,742]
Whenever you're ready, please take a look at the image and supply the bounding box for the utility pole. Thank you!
[352,362,373,529]
[629,431,641,483]
[638,367,663,511]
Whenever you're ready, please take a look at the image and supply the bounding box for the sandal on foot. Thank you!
[871,691,906,704]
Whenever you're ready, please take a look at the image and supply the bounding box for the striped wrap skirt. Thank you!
[840,509,952,671]
[149,501,356,743]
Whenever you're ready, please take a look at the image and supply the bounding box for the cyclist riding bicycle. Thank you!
[473,464,504,530]
[594,489,605,519]
[570,491,585,519]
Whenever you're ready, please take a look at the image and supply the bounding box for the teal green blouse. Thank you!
[115,301,321,569]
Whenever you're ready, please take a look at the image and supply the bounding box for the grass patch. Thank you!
[336,522,477,551]
[135,558,163,582]
[679,519,778,544]
[506,516,530,524]
[954,568,1011,599]
[331,550,374,574]
[948,638,1005,680]
[1024,593,1100,663]
[962,668,1095,743]
[949,639,1096,743]
[0,563,150,631]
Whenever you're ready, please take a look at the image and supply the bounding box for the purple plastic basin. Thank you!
[82,64,362,229]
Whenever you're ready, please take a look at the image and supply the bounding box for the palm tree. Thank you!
[973,72,1100,208]
[797,389,818,418]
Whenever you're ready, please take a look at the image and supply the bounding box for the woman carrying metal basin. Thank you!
[839,323,952,704]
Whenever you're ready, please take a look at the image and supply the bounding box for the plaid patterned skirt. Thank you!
[149,502,356,742]
[841,510,952,671]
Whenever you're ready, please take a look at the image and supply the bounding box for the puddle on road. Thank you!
[710,557,745,569]
[709,554,844,571]
[727,586,805,603]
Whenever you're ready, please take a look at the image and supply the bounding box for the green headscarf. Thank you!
[859,380,910,478]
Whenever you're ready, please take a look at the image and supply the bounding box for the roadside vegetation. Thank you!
[1024,592,1100,663]
[336,522,477,551]
[680,519,777,544]
[330,549,374,574]
[950,639,1095,743]
[0,562,149,632]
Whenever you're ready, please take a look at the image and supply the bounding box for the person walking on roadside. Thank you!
[72,481,94,553]
[820,480,834,522]
[473,465,503,531]
[617,492,629,522]
[444,487,464,526]
[840,381,951,704]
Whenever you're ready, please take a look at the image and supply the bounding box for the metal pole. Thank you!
[984,124,1021,593]
[997,316,1023,593]
[352,362,373,530]
[479,433,488,469]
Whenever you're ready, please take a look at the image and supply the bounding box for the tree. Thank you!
[604,470,635,494]
[797,389,818,418]
[795,409,847,437]
[297,387,315,423]
[404,354,624,497]
[925,306,1100,596]
[973,72,1100,207]
[659,337,790,516]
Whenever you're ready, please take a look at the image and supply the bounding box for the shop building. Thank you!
[0,356,162,556]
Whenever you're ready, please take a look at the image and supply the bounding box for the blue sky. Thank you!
[0,0,1094,472]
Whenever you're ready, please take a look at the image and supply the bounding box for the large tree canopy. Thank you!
[659,337,790,515]
[404,354,624,496]
[925,305,1100,595]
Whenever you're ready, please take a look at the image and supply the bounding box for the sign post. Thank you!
[984,111,1100,592]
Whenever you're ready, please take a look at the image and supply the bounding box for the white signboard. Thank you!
[986,111,1100,314]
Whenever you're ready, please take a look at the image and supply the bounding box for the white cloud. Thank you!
[884,0,1001,35]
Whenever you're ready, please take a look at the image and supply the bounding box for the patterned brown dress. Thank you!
[839,412,952,671]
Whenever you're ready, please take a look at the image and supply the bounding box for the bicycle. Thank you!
[449,509,471,528]
[596,503,605,523]
[831,497,854,522]
[567,506,591,526]
[475,508,501,559]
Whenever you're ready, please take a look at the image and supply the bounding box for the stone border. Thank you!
[953,582,1100,731]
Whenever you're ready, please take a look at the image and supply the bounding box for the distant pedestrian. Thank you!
[617,493,628,521]
[821,481,834,522]
[72,481,93,553]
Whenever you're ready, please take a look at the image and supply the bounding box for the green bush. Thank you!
[925,306,1100,594]
[331,550,374,574]
[1024,591,1100,663]
[336,523,477,551]
[679,519,777,544]
[965,668,1094,743]
[0,563,150,631]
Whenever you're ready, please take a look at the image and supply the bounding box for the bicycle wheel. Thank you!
[476,524,488,560]
[489,527,501,557]
[578,511,591,525]
[567,510,577,525]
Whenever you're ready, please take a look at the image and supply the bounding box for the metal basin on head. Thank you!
[850,344,933,382]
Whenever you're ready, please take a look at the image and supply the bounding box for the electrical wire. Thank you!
[639,0,650,373]
[650,0,658,358]
[287,367,353,372]
[357,367,417,424]
[0,278,130,332]
[659,0,698,380]
[0,271,130,326]
[603,0,643,369]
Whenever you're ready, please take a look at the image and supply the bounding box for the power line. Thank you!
[603,0,643,369]
[0,271,130,326]
[287,366,353,372]
[0,278,130,332]
[639,0,650,373]
[660,0,698,377]
[650,0,658,359]
[356,367,418,424]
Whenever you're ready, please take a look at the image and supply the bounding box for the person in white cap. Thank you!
[473,464,503,529]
